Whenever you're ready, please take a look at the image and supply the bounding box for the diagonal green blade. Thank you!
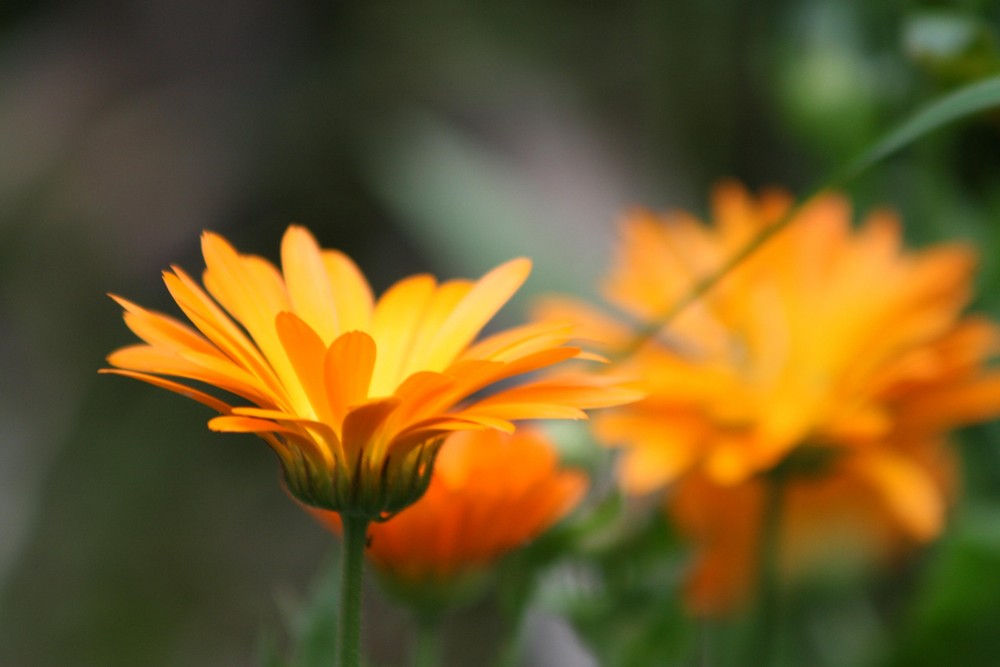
[832,76,1000,187]
[620,75,1000,358]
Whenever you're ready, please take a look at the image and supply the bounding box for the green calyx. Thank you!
[280,437,444,521]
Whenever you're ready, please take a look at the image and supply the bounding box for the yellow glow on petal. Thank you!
[369,274,437,396]
[321,250,374,332]
[282,225,340,342]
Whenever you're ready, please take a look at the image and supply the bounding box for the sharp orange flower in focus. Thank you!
[310,428,586,598]
[538,182,1000,613]
[103,226,639,520]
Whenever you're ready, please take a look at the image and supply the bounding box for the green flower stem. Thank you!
[698,617,714,667]
[750,471,787,667]
[413,613,444,667]
[338,515,370,667]
[493,620,525,667]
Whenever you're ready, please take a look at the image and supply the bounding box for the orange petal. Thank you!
[108,345,271,405]
[201,233,306,405]
[899,375,1000,434]
[395,414,514,444]
[342,397,401,464]
[465,403,588,421]
[847,451,944,540]
[99,369,232,414]
[276,311,331,422]
[419,258,532,371]
[322,250,374,333]
[209,415,286,432]
[460,320,576,362]
[163,267,283,397]
[325,330,377,424]
[389,370,459,430]
[595,412,700,493]
[282,226,340,343]
[209,415,330,463]
[469,378,643,412]
[399,279,474,376]
[369,274,437,395]
[112,294,218,356]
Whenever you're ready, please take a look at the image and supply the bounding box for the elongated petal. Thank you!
[392,414,516,452]
[108,345,270,405]
[276,311,331,422]
[163,267,284,399]
[209,415,293,434]
[282,226,340,342]
[208,415,332,465]
[325,330,377,424]
[322,250,374,332]
[848,451,943,540]
[460,320,576,362]
[465,403,588,421]
[201,232,308,409]
[369,274,437,395]
[420,258,531,371]
[342,397,401,463]
[399,280,474,376]
[468,377,644,412]
[391,371,458,422]
[100,369,233,414]
[113,295,219,356]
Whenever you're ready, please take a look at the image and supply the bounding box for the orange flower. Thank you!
[539,183,1000,612]
[311,428,586,590]
[103,226,638,519]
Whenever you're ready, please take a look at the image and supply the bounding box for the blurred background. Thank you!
[1,1,1000,665]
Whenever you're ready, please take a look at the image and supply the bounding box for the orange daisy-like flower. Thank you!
[311,427,586,590]
[104,226,637,519]
[539,183,1000,612]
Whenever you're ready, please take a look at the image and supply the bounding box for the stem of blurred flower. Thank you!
[697,618,713,667]
[614,75,1000,361]
[492,568,535,667]
[748,471,787,667]
[413,612,443,667]
[492,621,524,667]
[492,607,530,667]
[338,515,369,667]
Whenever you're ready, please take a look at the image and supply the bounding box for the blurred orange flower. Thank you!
[311,428,586,591]
[539,183,1000,612]
[104,226,638,519]
[673,435,956,613]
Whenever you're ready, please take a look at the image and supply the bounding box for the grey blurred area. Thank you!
[2,0,987,665]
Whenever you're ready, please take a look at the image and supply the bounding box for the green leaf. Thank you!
[880,506,1000,667]
[832,76,1000,188]
[257,554,341,667]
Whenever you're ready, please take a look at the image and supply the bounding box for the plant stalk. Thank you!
[750,471,787,666]
[338,515,370,667]
[413,613,444,667]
